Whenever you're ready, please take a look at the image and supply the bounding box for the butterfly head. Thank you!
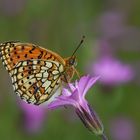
[66,56,77,67]
[65,36,85,68]
[63,56,77,82]
[62,36,85,82]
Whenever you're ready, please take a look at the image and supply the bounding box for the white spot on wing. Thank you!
[13,83,18,90]
[33,66,37,69]
[41,66,48,70]
[18,67,23,72]
[43,80,51,89]
[33,60,37,65]
[52,70,59,75]
[15,62,21,67]
[53,75,59,80]
[36,73,43,78]
[43,71,48,77]
[41,78,46,82]
[59,64,64,72]
[45,62,52,68]
[22,61,27,66]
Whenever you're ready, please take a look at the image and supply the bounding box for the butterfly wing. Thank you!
[0,41,65,72]
[0,41,66,105]
[10,59,64,105]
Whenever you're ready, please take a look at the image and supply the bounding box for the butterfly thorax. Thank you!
[62,56,77,82]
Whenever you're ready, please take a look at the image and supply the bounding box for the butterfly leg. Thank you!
[74,68,80,79]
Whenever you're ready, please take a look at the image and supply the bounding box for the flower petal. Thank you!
[47,99,70,109]
[48,90,79,109]
[68,83,76,92]
[62,88,72,96]
[78,75,100,97]
[69,89,80,101]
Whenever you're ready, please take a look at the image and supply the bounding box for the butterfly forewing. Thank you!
[0,41,65,72]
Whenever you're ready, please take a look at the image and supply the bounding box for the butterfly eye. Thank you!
[69,58,77,67]
[69,58,75,65]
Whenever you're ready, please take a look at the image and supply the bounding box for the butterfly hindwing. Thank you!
[10,59,64,105]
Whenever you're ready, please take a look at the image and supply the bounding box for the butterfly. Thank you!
[0,37,84,105]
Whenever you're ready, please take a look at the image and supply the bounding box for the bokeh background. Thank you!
[0,0,139,140]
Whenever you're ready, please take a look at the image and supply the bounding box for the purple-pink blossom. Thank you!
[48,75,108,140]
[90,41,134,86]
[19,100,46,134]
[110,117,136,140]
[92,57,134,86]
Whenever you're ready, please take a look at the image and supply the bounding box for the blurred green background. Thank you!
[0,0,139,140]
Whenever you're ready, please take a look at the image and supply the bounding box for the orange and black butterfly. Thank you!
[0,37,84,105]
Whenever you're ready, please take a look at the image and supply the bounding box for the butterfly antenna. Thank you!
[71,35,85,57]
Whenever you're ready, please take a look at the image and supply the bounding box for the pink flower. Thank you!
[19,100,46,134]
[110,117,136,140]
[93,57,134,86]
[48,75,108,140]
[91,41,134,86]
